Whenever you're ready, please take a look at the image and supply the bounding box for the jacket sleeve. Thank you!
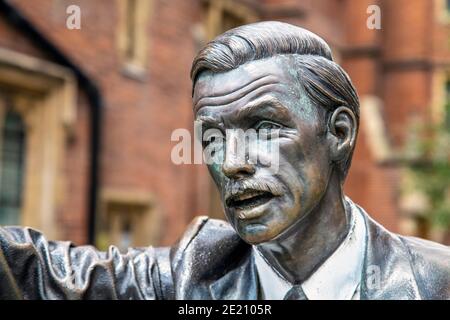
[0,226,173,300]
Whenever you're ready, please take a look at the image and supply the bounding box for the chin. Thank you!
[235,221,282,245]
[225,204,289,244]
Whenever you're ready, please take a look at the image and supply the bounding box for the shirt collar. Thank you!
[253,197,367,300]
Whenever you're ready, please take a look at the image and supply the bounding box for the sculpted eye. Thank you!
[255,121,282,131]
[203,128,224,147]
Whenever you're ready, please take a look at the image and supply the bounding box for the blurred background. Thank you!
[0,0,448,250]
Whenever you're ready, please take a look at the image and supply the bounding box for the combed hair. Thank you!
[191,21,360,179]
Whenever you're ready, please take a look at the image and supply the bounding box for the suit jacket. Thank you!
[0,203,449,299]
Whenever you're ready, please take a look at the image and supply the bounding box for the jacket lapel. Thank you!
[209,250,259,300]
[358,206,421,299]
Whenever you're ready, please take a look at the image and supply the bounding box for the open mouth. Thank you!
[226,190,275,210]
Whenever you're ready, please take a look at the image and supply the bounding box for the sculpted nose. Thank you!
[222,132,255,179]
[222,156,255,179]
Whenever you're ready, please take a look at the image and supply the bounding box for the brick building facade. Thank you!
[0,0,448,247]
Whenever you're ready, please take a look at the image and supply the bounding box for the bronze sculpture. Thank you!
[0,21,449,300]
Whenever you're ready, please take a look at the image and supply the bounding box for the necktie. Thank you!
[283,285,309,300]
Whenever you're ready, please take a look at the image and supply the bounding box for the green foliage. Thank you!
[407,102,450,229]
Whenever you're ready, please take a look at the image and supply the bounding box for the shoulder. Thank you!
[174,216,236,251]
[170,216,248,277]
[171,216,242,261]
[347,198,450,299]
[399,235,450,299]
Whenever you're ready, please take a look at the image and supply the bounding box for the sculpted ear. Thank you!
[327,106,357,162]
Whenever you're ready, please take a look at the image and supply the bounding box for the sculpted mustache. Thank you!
[226,179,285,198]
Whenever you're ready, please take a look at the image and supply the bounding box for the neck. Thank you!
[256,170,350,284]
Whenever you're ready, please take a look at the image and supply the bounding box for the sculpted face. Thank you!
[193,56,334,244]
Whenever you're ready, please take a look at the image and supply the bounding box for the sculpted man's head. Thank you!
[191,21,359,245]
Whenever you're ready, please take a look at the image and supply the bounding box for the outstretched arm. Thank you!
[0,226,173,300]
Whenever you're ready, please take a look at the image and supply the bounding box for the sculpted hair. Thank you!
[191,21,359,179]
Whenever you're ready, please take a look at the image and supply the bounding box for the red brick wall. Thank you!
[5,0,205,245]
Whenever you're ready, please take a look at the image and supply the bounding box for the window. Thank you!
[437,0,450,23]
[125,0,137,57]
[117,0,152,78]
[0,109,26,225]
[203,0,258,41]
[96,189,162,250]
[0,47,77,238]
[104,204,141,252]
[221,9,247,33]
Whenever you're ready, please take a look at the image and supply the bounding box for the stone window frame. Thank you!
[435,0,450,24]
[203,0,259,41]
[117,0,153,80]
[0,47,77,239]
[96,188,162,250]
